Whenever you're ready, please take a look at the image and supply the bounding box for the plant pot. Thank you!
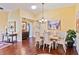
[67,41,74,48]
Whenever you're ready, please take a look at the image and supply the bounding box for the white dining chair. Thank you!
[35,32,43,48]
[56,32,67,53]
[57,39,66,52]
[43,32,53,53]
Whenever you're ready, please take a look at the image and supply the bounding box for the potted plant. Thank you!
[65,29,76,48]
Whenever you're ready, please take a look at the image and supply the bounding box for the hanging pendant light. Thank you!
[39,3,47,23]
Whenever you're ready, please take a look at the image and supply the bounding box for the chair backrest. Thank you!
[44,32,50,42]
[76,33,79,39]
[52,29,58,35]
[75,33,79,43]
[58,32,67,40]
[40,33,44,37]
[35,32,40,40]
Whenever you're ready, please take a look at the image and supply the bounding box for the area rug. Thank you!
[0,42,12,49]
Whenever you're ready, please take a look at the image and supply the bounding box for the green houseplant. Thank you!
[65,29,76,48]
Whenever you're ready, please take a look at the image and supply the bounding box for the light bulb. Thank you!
[31,5,37,10]
[42,18,44,21]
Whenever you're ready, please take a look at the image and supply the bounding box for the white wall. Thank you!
[8,9,22,42]
[29,23,33,38]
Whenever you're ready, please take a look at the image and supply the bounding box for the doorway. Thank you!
[22,18,33,40]
[22,22,29,40]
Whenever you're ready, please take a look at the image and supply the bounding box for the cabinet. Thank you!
[22,31,29,40]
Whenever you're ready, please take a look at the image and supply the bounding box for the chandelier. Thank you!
[39,3,47,23]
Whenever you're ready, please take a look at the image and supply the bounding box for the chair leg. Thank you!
[62,44,66,53]
[46,44,47,47]
[55,43,58,49]
[43,44,45,50]
[52,43,53,49]
[49,44,51,53]
[39,42,40,48]
[39,42,42,48]
[35,42,37,47]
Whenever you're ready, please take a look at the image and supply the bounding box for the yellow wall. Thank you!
[8,5,77,38]
[35,5,76,32]
[0,11,8,32]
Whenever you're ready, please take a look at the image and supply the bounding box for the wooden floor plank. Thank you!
[0,38,78,55]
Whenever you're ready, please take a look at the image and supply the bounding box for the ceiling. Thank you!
[0,3,75,14]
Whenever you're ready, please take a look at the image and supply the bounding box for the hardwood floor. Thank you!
[0,38,78,55]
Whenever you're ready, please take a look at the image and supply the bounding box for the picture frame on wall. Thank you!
[48,20,60,30]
